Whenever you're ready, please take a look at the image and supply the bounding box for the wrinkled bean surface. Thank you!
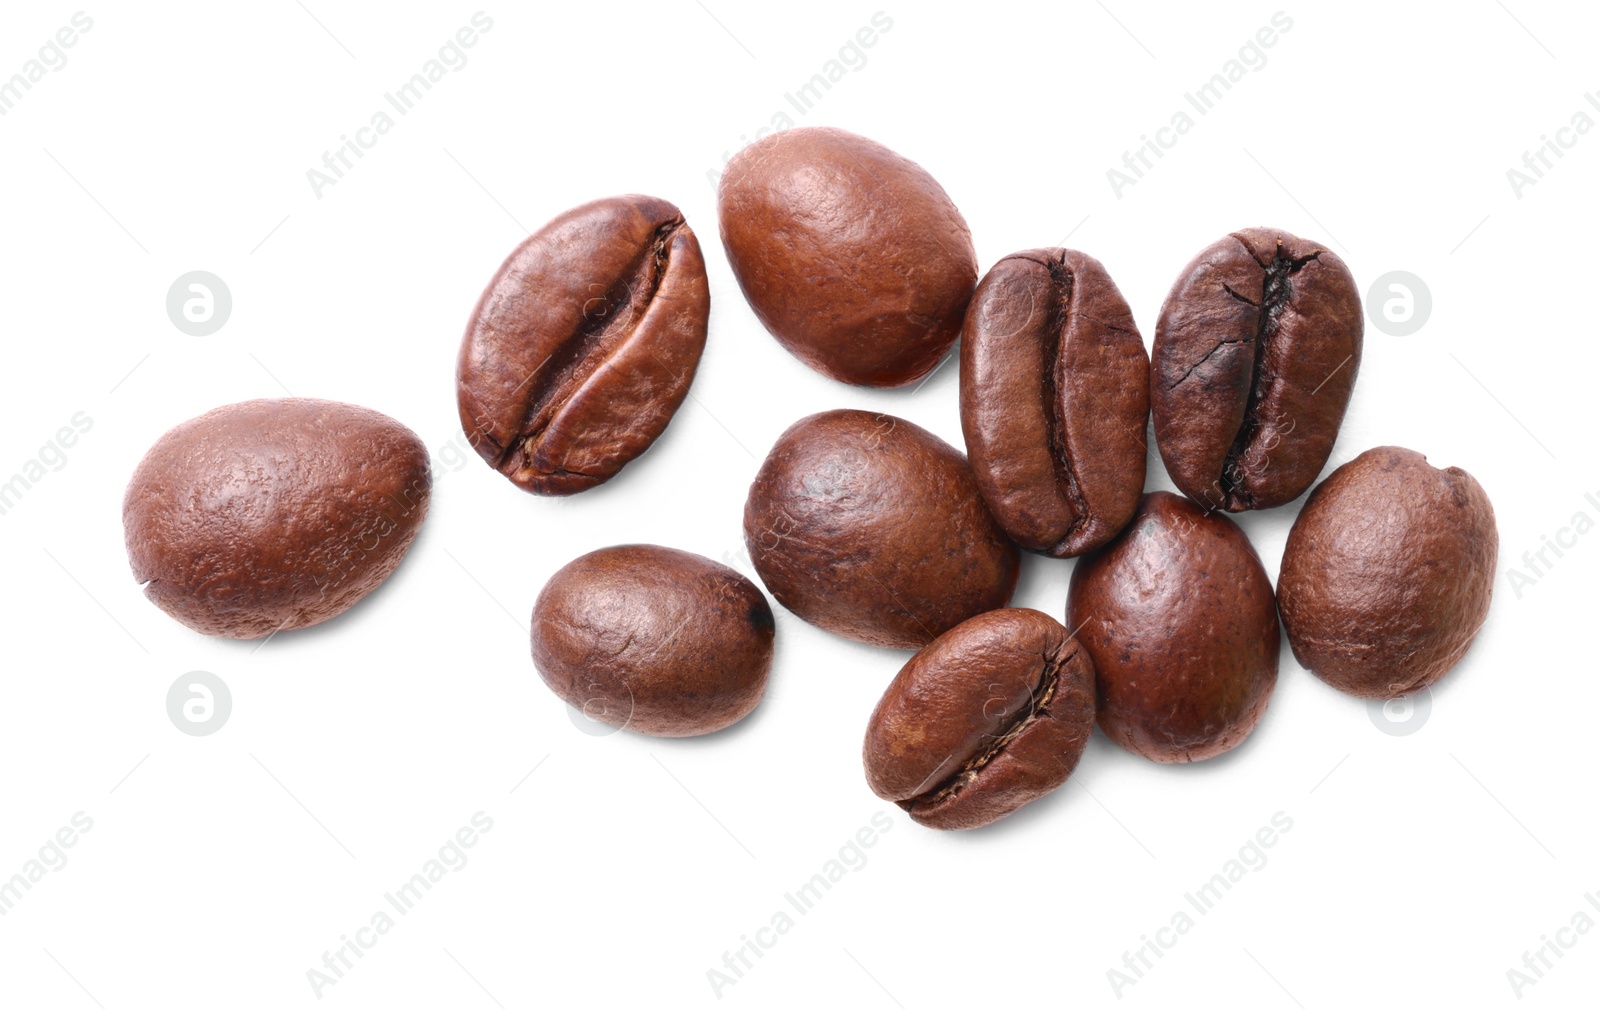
[123,398,430,639]
[1278,446,1497,699]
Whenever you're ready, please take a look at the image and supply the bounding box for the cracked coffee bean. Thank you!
[864,608,1096,830]
[717,127,978,387]
[1151,227,1362,512]
[532,545,774,737]
[123,398,431,639]
[959,248,1150,557]
[1278,446,1497,700]
[457,194,709,496]
[1067,491,1279,762]
[743,409,1019,650]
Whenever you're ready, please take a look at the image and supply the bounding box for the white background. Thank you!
[1,2,1595,1006]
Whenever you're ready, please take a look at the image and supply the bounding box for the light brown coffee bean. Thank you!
[1067,491,1279,762]
[532,545,774,737]
[1152,227,1362,512]
[457,194,709,495]
[959,248,1150,557]
[123,398,430,639]
[744,409,1019,650]
[717,127,977,387]
[864,608,1096,830]
[1277,447,1497,699]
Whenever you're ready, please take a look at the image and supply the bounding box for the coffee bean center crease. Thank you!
[1219,241,1322,506]
[498,218,684,476]
[909,643,1072,807]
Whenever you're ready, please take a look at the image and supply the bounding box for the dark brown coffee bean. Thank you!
[532,545,774,737]
[864,608,1095,830]
[457,194,709,496]
[1151,227,1362,512]
[1067,491,1278,762]
[743,409,1019,650]
[959,248,1150,557]
[123,398,430,639]
[1278,447,1497,699]
[717,127,977,387]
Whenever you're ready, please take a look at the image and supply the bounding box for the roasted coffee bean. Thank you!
[864,608,1096,830]
[744,409,1019,650]
[531,545,774,737]
[1151,227,1362,512]
[123,398,430,639]
[959,248,1150,557]
[1278,447,1497,700]
[717,127,977,387]
[1067,491,1279,762]
[457,194,709,496]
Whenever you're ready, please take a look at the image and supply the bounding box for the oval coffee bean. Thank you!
[532,545,774,737]
[1067,491,1279,762]
[959,248,1150,557]
[864,608,1096,830]
[1151,227,1362,512]
[744,409,1019,650]
[1278,447,1497,699]
[123,398,430,639]
[457,194,709,495]
[717,127,977,387]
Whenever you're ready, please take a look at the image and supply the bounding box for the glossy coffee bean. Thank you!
[1152,227,1362,512]
[959,248,1150,557]
[864,608,1096,830]
[717,127,977,387]
[123,398,430,639]
[1278,447,1497,699]
[457,194,709,495]
[1067,491,1279,762]
[531,545,774,737]
[743,409,1019,649]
